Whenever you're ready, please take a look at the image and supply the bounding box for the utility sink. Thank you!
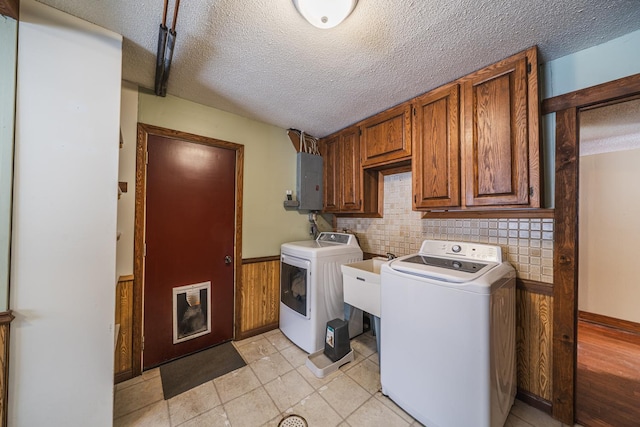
[341,258,386,318]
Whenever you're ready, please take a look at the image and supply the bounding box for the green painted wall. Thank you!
[136,90,314,259]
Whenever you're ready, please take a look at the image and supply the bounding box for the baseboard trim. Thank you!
[578,311,640,336]
[516,388,552,415]
[242,255,280,264]
[0,311,14,325]
[516,278,553,296]
[235,322,279,341]
[114,370,134,384]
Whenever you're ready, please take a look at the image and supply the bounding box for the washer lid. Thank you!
[389,254,499,283]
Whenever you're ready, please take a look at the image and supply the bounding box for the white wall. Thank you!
[0,15,17,311]
[578,100,640,323]
[10,1,122,426]
[579,148,640,323]
[116,81,139,278]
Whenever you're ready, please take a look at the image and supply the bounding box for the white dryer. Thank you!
[380,240,516,427]
[280,232,363,354]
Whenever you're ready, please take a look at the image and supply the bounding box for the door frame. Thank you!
[132,123,244,376]
[542,73,640,424]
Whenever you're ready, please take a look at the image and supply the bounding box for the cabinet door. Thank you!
[360,103,412,167]
[321,135,340,212]
[412,83,460,209]
[461,47,540,207]
[339,127,362,211]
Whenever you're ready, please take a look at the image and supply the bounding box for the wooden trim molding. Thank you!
[133,123,244,376]
[550,73,640,425]
[516,278,553,296]
[242,255,280,264]
[0,310,13,427]
[114,277,134,383]
[0,312,14,325]
[552,106,579,424]
[578,311,640,336]
[517,389,553,415]
[422,208,554,219]
[132,125,146,376]
[0,0,19,20]
[236,323,279,341]
[542,74,640,114]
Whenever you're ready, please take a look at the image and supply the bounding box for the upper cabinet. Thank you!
[321,126,362,213]
[360,103,412,168]
[412,82,460,209]
[337,127,363,211]
[321,126,382,215]
[460,47,540,208]
[321,46,541,215]
[321,133,340,212]
[413,46,541,210]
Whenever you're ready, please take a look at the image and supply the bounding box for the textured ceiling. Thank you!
[35,0,640,137]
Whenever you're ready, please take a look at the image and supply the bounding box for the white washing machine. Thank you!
[380,240,516,427]
[280,232,363,354]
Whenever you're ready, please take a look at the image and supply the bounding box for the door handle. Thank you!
[224,255,232,265]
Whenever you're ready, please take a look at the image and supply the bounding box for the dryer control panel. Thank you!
[317,232,355,245]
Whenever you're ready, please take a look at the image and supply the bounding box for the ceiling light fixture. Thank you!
[293,0,358,29]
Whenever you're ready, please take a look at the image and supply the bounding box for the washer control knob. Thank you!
[452,245,462,253]
[452,261,462,269]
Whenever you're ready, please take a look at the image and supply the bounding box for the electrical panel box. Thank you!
[296,152,323,211]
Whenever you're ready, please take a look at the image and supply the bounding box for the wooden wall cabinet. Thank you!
[460,46,540,208]
[338,127,363,211]
[321,127,362,213]
[324,46,541,215]
[412,82,460,209]
[360,103,412,168]
[321,127,382,215]
[413,46,541,211]
[321,133,340,212]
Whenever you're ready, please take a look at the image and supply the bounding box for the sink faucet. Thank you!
[386,252,397,260]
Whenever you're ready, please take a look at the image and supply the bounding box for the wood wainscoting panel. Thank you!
[238,257,280,339]
[516,286,553,406]
[0,311,14,427]
[0,323,6,427]
[114,275,134,383]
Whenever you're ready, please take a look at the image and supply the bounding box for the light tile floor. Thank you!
[114,329,580,427]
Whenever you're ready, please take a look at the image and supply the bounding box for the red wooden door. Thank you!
[143,134,236,369]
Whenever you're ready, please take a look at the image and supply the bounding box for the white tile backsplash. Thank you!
[337,172,553,284]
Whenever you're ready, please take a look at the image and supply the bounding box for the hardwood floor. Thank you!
[576,319,640,427]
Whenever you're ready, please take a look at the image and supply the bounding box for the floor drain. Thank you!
[278,414,308,427]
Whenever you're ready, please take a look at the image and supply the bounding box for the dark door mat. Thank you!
[160,341,246,400]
